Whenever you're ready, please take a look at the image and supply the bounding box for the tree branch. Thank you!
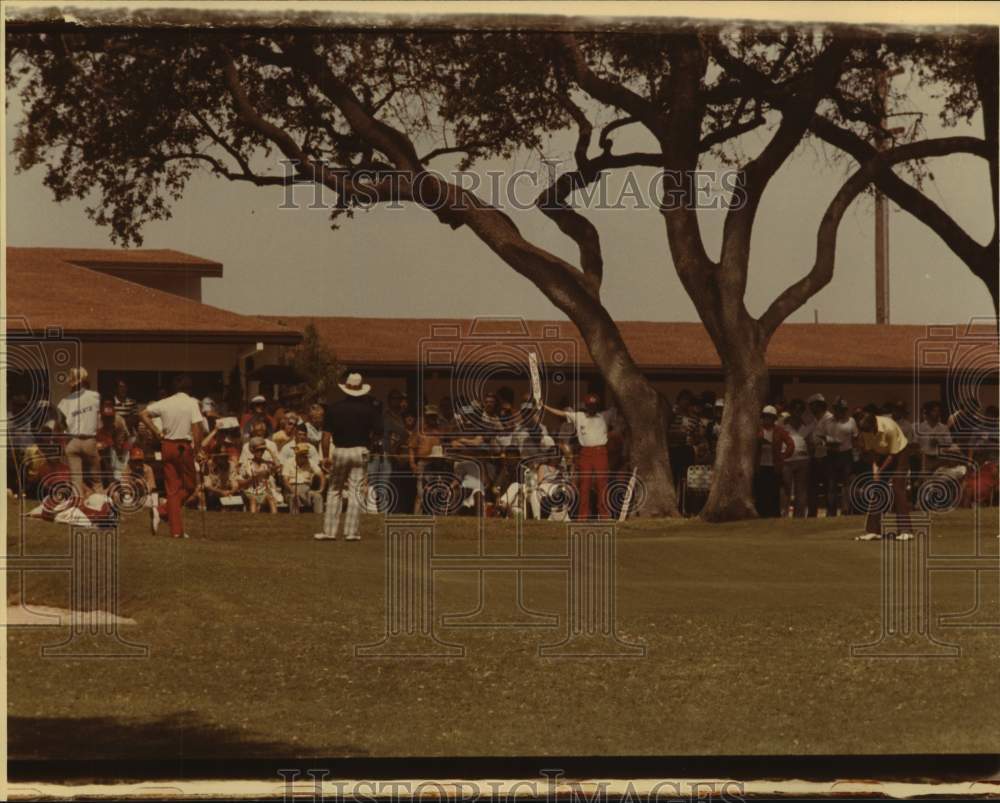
[556,32,665,137]
[759,137,991,334]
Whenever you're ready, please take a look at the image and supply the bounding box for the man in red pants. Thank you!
[545,393,610,519]
[139,375,205,539]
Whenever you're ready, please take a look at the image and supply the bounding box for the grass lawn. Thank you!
[6,502,1000,761]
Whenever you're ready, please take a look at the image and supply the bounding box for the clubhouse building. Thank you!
[6,247,997,412]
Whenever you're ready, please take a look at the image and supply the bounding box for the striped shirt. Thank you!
[113,395,138,422]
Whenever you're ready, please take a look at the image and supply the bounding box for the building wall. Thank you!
[92,269,203,301]
[33,340,249,407]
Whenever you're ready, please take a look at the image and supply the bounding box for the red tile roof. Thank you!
[6,248,299,344]
[263,315,996,377]
[12,246,223,277]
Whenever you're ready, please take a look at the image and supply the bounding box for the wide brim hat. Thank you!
[338,372,371,397]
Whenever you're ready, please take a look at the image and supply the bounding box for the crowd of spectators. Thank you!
[7,375,999,528]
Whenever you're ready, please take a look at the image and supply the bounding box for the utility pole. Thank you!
[874,67,905,325]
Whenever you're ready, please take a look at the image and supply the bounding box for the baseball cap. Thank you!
[201,397,217,413]
[250,394,267,404]
[425,404,439,416]
[249,436,267,450]
[129,446,145,461]
[833,397,849,410]
[762,405,778,416]
[807,393,826,405]
[294,443,311,455]
[714,398,725,408]
[585,393,600,406]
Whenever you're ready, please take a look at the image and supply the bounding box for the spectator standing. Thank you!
[755,405,795,518]
[781,399,812,517]
[96,398,130,476]
[200,397,219,434]
[112,378,138,432]
[241,394,275,438]
[410,405,446,514]
[314,373,383,542]
[138,374,205,539]
[57,367,103,499]
[819,398,858,516]
[918,401,958,472]
[805,393,833,517]
[667,390,701,492]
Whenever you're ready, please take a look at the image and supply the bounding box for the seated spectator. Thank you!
[107,429,131,480]
[304,404,328,445]
[281,443,326,514]
[241,394,275,437]
[239,437,280,513]
[201,415,243,462]
[199,453,240,511]
[278,422,322,465]
[240,420,281,467]
[272,414,299,451]
[21,423,65,501]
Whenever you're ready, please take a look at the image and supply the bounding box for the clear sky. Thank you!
[5,55,995,327]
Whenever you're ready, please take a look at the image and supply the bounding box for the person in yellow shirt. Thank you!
[856,411,913,541]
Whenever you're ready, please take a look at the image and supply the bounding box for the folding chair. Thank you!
[681,464,713,516]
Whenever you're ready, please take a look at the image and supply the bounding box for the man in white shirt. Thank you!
[138,374,205,538]
[56,366,103,498]
[805,393,833,517]
[817,398,859,516]
[918,400,958,472]
[544,393,610,519]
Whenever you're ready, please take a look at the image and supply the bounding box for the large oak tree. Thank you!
[7,18,992,520]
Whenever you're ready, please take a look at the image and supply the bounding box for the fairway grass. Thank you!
[6,504,1000,759]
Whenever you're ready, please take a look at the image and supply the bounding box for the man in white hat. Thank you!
[314,372,382,541]
[56,366,103,498]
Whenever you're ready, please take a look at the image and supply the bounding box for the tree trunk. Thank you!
[604,362,678,518]
[700,344,769,522]
[573,309,680,518]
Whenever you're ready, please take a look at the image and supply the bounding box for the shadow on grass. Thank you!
[8,710,365,762]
